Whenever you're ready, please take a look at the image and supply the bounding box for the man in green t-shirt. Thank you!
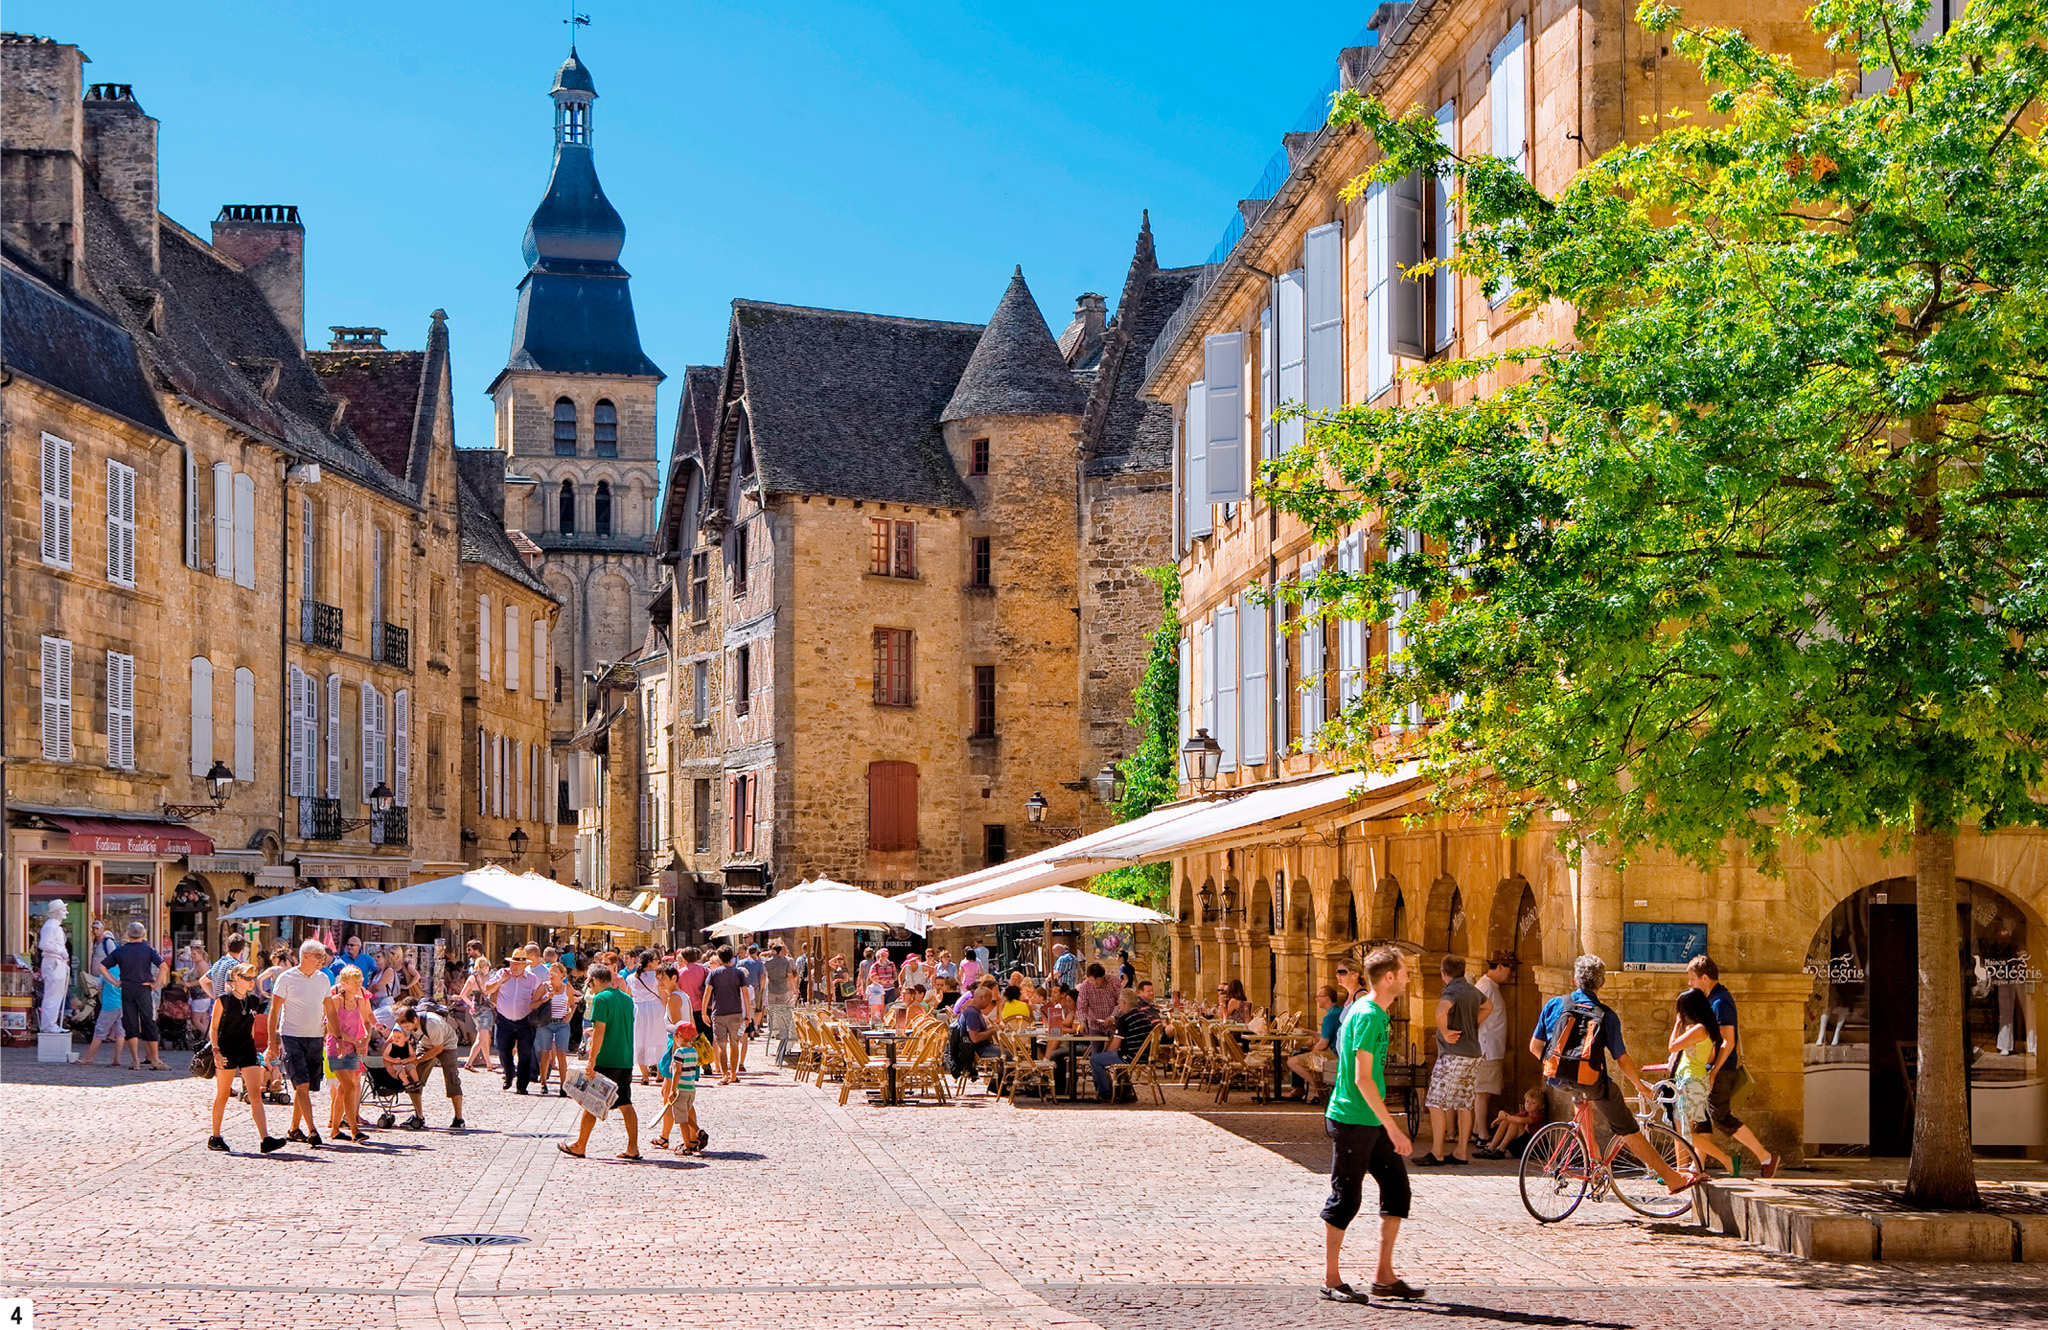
[1320,945,1424,1306]
[560,964,640,1160]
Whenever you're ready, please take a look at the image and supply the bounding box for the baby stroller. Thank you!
[361,1030,413,1129]
[156,983,195,1051]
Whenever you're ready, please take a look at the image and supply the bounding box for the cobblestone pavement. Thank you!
[5,1046,2046,1329]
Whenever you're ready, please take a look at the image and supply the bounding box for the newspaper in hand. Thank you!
[568,1068,618,1120]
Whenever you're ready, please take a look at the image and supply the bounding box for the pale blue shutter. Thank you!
[1388,173,1427,358]
[184,448,200,569]
[1203,333,1247,504]
[1276,271,1305,453]
[1184,383,1211,539]
[1259,300,1277,460]
[1300,586,1325,746]
[1367,184,1393,399]
[1215,606,1239,772]
[234,667,255,781]
[288,665,306,797]
[190,655,213,775]
[212,462,234,580]
[232,472,255,590]
[1489,19,1527,307]
[1339,535,1368,708]
[326,673,341,798]
[1433,101,1458,351]
[1304,222,1344,412]
[1240,592,1268,766]
[395,688,410,808]
[1178,635,1192,761]
[1199,620,1216,744]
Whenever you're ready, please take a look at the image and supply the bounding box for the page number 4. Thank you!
[3,1298,30,1328]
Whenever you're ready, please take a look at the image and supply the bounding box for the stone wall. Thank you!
[1079,467,1171,792]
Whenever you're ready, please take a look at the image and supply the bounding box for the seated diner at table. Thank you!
[999,985,1031,1025]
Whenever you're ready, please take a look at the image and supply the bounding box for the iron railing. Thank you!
[381,623,410,670]
[303,797,343,841]
[301,601,344,651]
[373,805,408,847]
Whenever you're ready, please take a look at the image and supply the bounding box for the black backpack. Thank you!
[1542,994,1609,1086]
[944,1017,978,1078]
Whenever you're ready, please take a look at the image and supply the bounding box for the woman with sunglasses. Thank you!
[207,963,286,1154]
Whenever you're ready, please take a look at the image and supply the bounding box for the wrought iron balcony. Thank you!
[373,805,408,847]
[302,796,344,841]
[301,600,344,651]
[380,623,410,670]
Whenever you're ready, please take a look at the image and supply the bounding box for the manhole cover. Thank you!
[421,1233,530,1247]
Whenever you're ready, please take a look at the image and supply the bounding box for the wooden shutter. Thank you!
[1183,382,1211,539]
[234,667,256,781]
[1203,332,1247,504]
[1304,222,1345,410]
[1259,301,1277,461]
[1215,606,1239,772]
[40,433,73,568]
[533,619,547,700]
[1388,174,1427,358]
[478,595,491,681]
[288,665,306,796]
[505,603,520,692]
[1199,620,1215,742]
[1276,271,1305,453]
[479,727,489,817]
[867,761,917,851]
[1301,584,1326,743]
[233,471,255,589]
[190,655,213,775]
[327,673,341,797]
[301,497,317,599]
[106,650,135,770]
[1367,184,1393,399]
[42,637,74,761]
[361,681,376,801]
[212,462,234,581]
[1433,101,1459,351]
[1339,535,1368,707]
[1178,635,1192,758]
[393,688,409,807]
[1489,19,1527,307]
[106,459,136,586]
[184,448,200,569]
[1240,593,1268,766]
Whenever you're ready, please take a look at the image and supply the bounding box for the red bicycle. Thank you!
[1518,1083,1701,1222]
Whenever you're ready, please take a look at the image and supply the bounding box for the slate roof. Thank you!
[306,347,424,479]
[77,191,414,504]
[1082,216,1200,478]
[655,363,724,559]
[454,450,554,600]
[553,47,596,95]
[729,301,981,508]
[940,267,1087,422]
[1,246,170,438]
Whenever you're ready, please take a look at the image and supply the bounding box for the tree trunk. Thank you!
[1904,810,1981,1209]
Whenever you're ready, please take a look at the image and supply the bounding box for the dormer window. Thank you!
[554,398,577,456]
[594,400,618,457]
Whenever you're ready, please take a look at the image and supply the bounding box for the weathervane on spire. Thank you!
[566,5,590,40]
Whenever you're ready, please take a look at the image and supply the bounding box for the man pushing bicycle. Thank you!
[1529,954,1701,1197]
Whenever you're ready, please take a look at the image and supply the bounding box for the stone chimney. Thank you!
[1060,292,1107,369]
[81,83,158,273]
[327,326,387,350]
[0,35,87,286]
[211,204,304,348]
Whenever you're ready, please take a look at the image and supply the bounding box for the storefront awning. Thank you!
[49,817,213,857]
[294,856,414,880]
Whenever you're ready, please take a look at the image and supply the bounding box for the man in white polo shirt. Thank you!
[267,940,334,1148]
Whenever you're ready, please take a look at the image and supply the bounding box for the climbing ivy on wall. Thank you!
[1089,567,1179,910]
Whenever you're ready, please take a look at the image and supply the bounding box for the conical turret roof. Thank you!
[940,267,1087,421]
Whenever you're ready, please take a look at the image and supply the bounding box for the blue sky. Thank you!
[16,2,1375,465]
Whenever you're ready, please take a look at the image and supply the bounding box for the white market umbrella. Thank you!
[220,887,386,925]
[349,865,657,930]
[939,884,1170,928]
[706,877,914,937]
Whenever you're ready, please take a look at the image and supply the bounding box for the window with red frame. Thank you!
[972,664,996,738]
[873,628,912,706]
[869,518,916,578]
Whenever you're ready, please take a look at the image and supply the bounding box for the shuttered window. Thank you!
[184,448,201,569]
[478,595,491,681]
[1489,19,1528,307]
[505,603,521,692]
[1367,187,1394,399]
[1177,634,1192,760]
[533,619,547,700]
[1198,620,1215,748]
[1304,222,1346,411]
[479,726,488,817]
[106,650,135,770]
[393,688,410,807]
[1215,606,1239,772]
[1432,101,1459,351]
[1300,568,1327,745]
[40,433,73,568]
[234,666,256,780]
[1390,528,1422,728]
[1275,272,1306,462]
[42,637,75,761]
[190,655,213,775]
[361,681,384,801]
[1240,593,1268,766]
[872,629,912,707]
[288,665,307,796]
[326,673,341,798]
[301,496,319,599]
[212,462,234,580]
[1183,381,1210,541]
[729,772,758,855]
[734,644,752,716]
[233,471,255,590]
[1259,302,1277,461]
[1203,332,1246,504]
[594,399,618,457]
[693,659,708,725]
[867,761,918,851]
[106,459,136,587]
[1338,534,1368,708]
[554,398,578,455]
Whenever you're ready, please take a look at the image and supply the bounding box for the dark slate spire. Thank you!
[940,266,1087,421]
[496,46,661,384]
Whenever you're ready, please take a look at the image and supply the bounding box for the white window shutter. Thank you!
[370,529,385,658]
[1259,301,1277,461]
[533,619,547,700]
[1304,222,1345,412]
[479,727,488,817]
[233,667,255,781]
[1489,19,1527,307]
[1388,173,1427,358]
[40,433,73,568]
[106,650,135,770]
[288,665,305,796]
[212,462,234,581]
[1433,101,1459,351]
[1199,620,1215,744]
[41,637,74,761]
[1177,635,1192,760]
[505,603,521,692]
[189,655,213,775]
[1276,271,1305,453]
[1203,332,1247,504]
[1337,536,1366,708]
[106,459,136,587]
[184,449,200,569]
[1215,606,1239,772]
[1367,184,1393,400]
[301,497,317,599]
[361,681,375,802]
[1240,593,1268,766]
[394,688,410,807]
[1184,382,1211,539]
[326,673,341,798]
[1301,591,1326,744]
[232,471,255,589]
[478,595,492,681]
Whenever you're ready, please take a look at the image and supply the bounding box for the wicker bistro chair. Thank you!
[834,1025,890,1107]
[896,1024,950,1105]
[1182,1021,1226,1089]
[999,1028,1059,1105]
[790,1013,826,1084]
[1106,1025,1167,1106]
[1212,1026,1275,1104]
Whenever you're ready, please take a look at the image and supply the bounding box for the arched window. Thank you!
[594,400,618,457]
[594,481,613,537]
[554,398,577,456]
[558,479,576,534]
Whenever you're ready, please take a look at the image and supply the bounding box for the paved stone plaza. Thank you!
[5,1048,2046,1329]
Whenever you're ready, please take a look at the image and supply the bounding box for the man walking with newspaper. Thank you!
[558,963,640,1161]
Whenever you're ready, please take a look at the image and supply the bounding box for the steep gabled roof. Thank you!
[940,267,1088,422]
[454,450,554,600]
[1,245,170,437]
[727,300,980,508]
[307,347,425,478]
[655,363,724,560]
[1082,215,1200,478]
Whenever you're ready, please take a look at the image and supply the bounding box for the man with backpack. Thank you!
[1529,955,1699,1196]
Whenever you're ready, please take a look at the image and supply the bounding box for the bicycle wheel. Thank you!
[1519,1122,1589,1223]
[1611,1122,1702,1218]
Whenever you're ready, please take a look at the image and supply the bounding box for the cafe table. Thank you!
[1027,1028,1111,1102]
[1225,1027,1318,1103]
[855,1027,916,1105]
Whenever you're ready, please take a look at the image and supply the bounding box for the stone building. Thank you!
[487,46,663,757]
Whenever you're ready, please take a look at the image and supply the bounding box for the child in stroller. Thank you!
[156,982,195,1051]
[360,1026,411,1130]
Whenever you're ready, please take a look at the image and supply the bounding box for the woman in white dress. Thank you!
[622,950,667,1085]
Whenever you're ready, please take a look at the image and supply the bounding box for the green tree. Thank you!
[1092,567,1181,910]
[1267,0,2048,1206]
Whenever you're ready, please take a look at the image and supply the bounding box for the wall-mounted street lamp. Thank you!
[509,826,530,865]
[164,761,236,820]
[1180,728,1222,794]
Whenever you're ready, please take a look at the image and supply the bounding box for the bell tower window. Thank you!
[554,398,577,456]
[594,400,618,457]
[556,100,590,146]
[595,482,613,537]
[559,480,576,535]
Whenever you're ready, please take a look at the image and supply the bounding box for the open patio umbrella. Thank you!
[348,865,656,929]
[705,877,914,937]
[937,884,1170,927]
[220,887,386,925]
